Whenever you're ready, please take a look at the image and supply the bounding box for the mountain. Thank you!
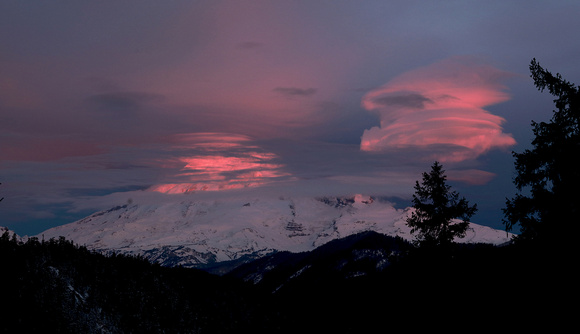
[38,194,512,273]
[0,226,20,241]
[227,230,408,294]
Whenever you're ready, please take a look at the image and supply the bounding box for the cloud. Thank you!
[273,87,317,98]
[373,92,433,109]
[84,91,166,114]
[360,56,516,162]
[148,132,291,193]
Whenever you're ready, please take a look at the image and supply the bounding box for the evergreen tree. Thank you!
[406,162,477,249]
[503,59,580,245]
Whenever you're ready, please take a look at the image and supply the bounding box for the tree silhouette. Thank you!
[503,59,580,246]
[407,162,477,249]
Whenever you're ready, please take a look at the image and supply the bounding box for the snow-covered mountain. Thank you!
[38,194,512,271]
[1,226,22,242]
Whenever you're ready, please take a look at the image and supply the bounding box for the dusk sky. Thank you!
[2,1,579,236]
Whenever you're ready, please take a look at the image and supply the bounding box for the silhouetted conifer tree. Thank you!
[503,59,580,246]
[407,161,477,250]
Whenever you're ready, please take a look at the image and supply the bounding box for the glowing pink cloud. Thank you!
[149,133,289,193]
[361,57,516,162]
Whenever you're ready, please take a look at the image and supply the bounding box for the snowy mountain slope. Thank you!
[1,226,22,241]
[38,194,512,270]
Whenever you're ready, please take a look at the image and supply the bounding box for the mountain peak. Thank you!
[38,194,512,272]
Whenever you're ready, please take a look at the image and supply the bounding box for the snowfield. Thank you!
[38,194,513,269]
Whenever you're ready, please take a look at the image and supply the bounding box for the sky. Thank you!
[1,1,579,236]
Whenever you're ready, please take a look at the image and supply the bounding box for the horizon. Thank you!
[2,1,579,236]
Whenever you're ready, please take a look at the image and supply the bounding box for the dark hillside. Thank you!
[229,231,572,332]
[227,231,408,294]
[1,229,572,333]
[0,231,280,333]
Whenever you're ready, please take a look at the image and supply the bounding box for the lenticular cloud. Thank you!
[360,57,516,162]
[149,133,289,194]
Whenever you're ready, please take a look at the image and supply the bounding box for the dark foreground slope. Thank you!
[228,231,573,332]
[0,232,281,333]
[0,230,572,333]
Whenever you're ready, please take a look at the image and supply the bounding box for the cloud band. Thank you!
[360,57,516,162]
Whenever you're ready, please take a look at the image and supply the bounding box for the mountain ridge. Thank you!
[38,194,512,273]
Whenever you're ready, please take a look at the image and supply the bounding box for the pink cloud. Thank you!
[360,57,516,162]
[149,132,290,193]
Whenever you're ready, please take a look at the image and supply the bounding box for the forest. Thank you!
[0,231,283,333]
[0,224,572,333]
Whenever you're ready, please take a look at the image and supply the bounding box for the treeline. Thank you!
[0,231,283,333]
[229,230,571,332]
[1,227,573,333]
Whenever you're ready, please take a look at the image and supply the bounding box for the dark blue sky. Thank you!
[1,1,578,236]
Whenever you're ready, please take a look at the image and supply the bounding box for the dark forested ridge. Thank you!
[0,230,281,333]
[228,230,572,331]
[1,228,572,333]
